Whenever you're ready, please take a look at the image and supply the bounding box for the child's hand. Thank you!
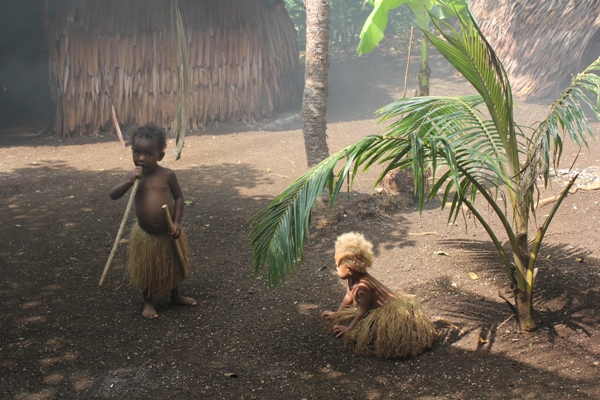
[333,324,349,337]
[321,310,335,319]
[130,167,143,183]
[169,222,181,239]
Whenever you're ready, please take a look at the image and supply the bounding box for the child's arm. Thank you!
[333,284,371,337]
[109,168,142,200]
[322,287,353,319]
[168,170,184,239]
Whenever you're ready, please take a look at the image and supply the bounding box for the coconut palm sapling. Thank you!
[250,10,600,332]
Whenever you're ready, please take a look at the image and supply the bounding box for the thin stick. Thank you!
[408,231,439,236]
[99,60,126,147]
[497,314,515,330]
[162,204,186,272]
[403,26,415,99]
[99,179,139,286]
[110,107,125,147]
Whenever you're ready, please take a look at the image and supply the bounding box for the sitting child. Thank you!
[322,232,436,359]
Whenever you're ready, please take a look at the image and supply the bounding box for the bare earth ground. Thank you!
[1,54,600,400]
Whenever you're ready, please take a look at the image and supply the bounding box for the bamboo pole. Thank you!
[99,178,139,287]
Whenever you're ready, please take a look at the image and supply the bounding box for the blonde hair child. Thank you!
[322,232,436,359]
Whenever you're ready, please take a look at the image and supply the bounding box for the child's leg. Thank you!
[142,290,158,319]
[169,287,197,306]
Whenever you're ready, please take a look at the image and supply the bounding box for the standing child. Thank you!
[110,123,196,318]
[322,232,436,359]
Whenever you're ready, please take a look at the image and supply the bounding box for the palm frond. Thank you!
[377,94,512,198]
[535,57,600,163]
[249,136,380,287]
[423,12,518,173]
[523,56,600,192]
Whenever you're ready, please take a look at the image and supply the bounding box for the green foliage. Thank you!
[283,0,414,51]
[250,6,600,329]
[357,0,470,55]
[283,0,307,47]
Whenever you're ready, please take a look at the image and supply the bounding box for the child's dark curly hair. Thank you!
[130,123,167,151]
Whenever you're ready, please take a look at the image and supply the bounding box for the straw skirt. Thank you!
[129,223,189,296]
[329,293,436,359]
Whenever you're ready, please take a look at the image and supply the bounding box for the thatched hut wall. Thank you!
[470,0,600,99]
[44,0,302,137]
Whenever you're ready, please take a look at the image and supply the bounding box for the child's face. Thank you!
[132,136,164,173]
[335,253,352,280]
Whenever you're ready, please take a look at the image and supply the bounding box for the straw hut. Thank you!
[470,0,600,99]
[43,0,302,138]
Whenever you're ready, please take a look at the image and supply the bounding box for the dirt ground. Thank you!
[1,54,600,400]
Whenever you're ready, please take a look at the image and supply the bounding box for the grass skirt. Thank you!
[129,223,189,296]
[329,293,436,359]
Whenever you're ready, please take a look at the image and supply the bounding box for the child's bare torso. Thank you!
[350,273,396,310]
[135,166,176,235]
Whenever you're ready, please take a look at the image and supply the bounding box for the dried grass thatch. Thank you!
[470,0,600,99]
[43,0,302,138]
[329,294,437,359]
[129,223,189,296]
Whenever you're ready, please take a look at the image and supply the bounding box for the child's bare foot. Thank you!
[169,294,198,306]
[142,298,159,319]
[169,288,197,307]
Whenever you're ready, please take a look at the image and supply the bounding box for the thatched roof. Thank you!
[470,0,600,99]
[44,0,302,137]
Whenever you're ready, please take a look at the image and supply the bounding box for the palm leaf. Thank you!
[249,138,378,287]
[522,56,600,194]
[423,13,517,175]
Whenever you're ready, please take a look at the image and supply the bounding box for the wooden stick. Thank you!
[497,314,515,330]
[162,204,186,270]
[402,26,415,99]
[99,60,126,147]
[110,106,125,147]
[99,179,139,287]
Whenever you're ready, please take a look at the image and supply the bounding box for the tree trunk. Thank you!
[515,287,536,332]
[302,0,330,167]
[383,34,430,195]
[418,34,430,96]
[512,206,536,332]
